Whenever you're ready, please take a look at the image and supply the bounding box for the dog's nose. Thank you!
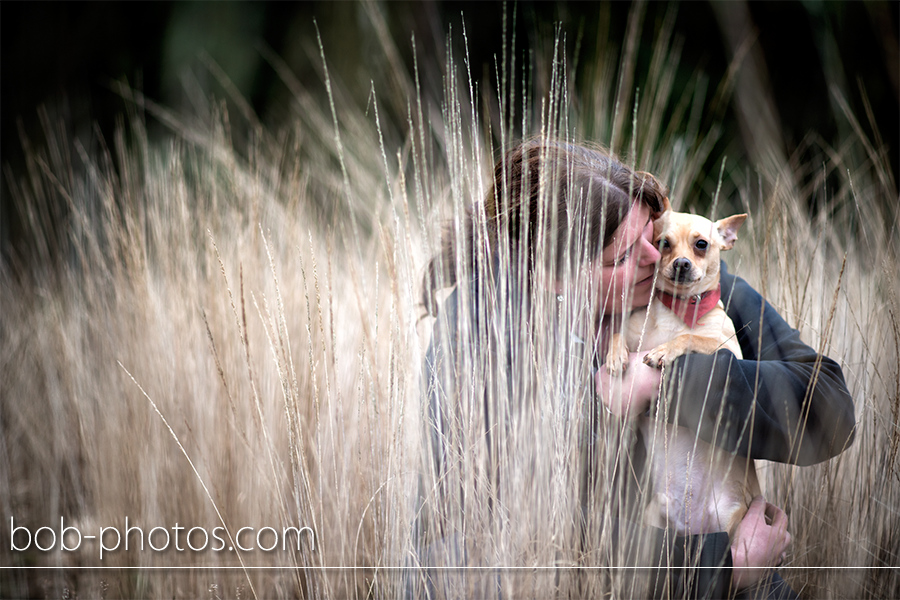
[672,258,693,282]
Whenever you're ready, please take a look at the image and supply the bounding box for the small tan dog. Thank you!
[606,198,759,536]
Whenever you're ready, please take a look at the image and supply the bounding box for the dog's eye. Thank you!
[695,239,708,250]
[659,238,671,250]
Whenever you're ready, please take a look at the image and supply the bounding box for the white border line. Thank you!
[0,566,893,570]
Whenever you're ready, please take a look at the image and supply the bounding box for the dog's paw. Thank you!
[605,334,629,374]
[606,352,628,375]
[643,345,670,369]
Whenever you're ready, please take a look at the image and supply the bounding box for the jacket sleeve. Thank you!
[663,262,856,465]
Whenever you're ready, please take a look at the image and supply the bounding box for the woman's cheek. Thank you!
[619,266,635,293]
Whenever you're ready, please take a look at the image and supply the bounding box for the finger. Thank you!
[766,503,789,531]
[746,495,767,516]
[763,501,780,525]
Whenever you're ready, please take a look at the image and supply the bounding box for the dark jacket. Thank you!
[418,261,855,599]
[666,262,855,466]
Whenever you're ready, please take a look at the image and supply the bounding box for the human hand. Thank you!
[731,496,791,590]
[596,351,661,417]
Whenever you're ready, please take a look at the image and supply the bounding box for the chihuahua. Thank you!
[606,198,758,536]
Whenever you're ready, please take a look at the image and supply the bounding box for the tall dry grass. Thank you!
[1,3,897,598]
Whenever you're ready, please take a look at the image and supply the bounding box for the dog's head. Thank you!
[653,200,747,297]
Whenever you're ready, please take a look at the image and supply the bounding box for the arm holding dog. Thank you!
[663,261,856,465]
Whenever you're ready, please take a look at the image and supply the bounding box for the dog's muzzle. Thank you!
[672,258,693,283]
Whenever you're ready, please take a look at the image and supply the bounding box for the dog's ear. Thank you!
[716,214,747,250]
[650,196,672,219]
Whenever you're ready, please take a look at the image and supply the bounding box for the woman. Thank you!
[414,139,855,599]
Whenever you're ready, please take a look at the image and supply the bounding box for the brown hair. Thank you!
[423,139,667,315]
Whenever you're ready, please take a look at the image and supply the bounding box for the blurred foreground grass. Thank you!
[1,3,897,598]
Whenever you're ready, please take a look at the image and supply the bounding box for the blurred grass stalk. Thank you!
[1,2,897,598]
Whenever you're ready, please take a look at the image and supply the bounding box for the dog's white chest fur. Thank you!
[624,298,740,356]
[625,300,756,534]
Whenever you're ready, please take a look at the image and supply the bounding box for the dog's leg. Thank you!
[724,464,762,537]
[605,332,631,374]
[643,334,726,369]
[644,492,675,530]
[726,504,748,539]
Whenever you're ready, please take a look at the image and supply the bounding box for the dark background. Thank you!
[2,1,897,269]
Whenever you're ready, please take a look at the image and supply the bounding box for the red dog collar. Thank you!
[658,284,722,328]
